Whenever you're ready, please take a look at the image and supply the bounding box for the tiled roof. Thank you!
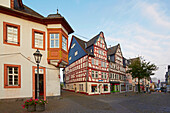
[73,36,94,56]
[14,0,44,18]
[107,44,119,56]
[86,34,100,47]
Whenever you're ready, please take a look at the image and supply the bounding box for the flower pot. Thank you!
[27,105,36,112]
[36,104,45,112]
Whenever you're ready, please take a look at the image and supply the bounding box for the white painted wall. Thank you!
[0,0,10,8]
[0,13,61,99]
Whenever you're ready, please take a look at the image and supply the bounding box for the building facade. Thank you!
[64,32,110,95]
[0,0,73,99]
[165,65,170,85]
[108,44,133,93]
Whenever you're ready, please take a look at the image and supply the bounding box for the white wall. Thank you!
[0,0,10,8]
[0,13,61,99]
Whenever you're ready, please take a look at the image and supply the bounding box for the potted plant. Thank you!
[22,98,36,112]
[35,99,48,112]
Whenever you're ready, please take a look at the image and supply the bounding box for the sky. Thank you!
[24,0,170,82]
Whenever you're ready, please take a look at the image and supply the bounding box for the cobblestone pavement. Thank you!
[0,91,170,113]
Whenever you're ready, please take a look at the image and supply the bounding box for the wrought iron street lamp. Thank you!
[33,49,42,99]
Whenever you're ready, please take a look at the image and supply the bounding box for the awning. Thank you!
[91,84,97,86]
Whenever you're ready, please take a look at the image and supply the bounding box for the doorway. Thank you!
[35,74,44,99]
[99,84,102,94]
[32,66,46,100]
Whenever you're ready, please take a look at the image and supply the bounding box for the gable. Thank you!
[116,46,123,57]
[94,33,107,50]
[68,37,87,65]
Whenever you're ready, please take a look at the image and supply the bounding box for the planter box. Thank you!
[36,104,45,112]
[27,105,36,112]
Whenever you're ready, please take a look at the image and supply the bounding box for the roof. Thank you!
[107,44,119,56]
[73,36,94,56]
[13,0,44,18]
[0,0,74,34]
[87,34,100,47]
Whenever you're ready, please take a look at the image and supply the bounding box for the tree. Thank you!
[126,57,158,93]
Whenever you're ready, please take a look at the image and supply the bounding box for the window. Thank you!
[50,33,59,48]
[105,73,107,79]
[4,64,21,88]
[32,29,45,50]
[91,49,93,53]
[104,84,108,91]
[92,71,94,78]
[96,59,98,65]
[101,61,103,67]
[92,58,94,65]
[95,71,98,78]
[104,62,106,68]
[71,43,76,49]
[3,22,20,46]
[101,72,104,78]
[69,57,72,61]
[100,38,102,47]
[98,49,100,54]
[75,51,78,56]
[62,35,67,51]
[79,84,83,91]
[91,84,97,92]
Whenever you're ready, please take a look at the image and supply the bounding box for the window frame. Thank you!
[50,33,59,48]
[32,29,45,50]
[62,35,67,51]
[4,64,21,88]
[3,22,20,46]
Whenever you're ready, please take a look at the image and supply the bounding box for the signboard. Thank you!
[98,80,103,82]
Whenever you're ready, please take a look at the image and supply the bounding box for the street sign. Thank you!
[98,80,103,82]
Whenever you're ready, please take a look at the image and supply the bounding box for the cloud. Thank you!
[140,2,170,29]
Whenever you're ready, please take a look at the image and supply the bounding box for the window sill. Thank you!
[4,85,21,88]
[3,42,20,46]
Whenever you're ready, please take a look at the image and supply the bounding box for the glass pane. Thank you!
[51,40,54,48]
[8,67,13,74]
[14,67,18,74]
[9,75,13,85]
[50,34,54,39]
[14,76,18,85]
[55,40,59,48]
[7,26,13,32]
[55,34,59,39]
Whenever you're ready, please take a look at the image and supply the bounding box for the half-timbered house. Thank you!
[64,32,110,95]
[107,44,128,93]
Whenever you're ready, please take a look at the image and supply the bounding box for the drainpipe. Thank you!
[86,54,89,93]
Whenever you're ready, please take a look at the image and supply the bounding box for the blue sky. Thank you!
[24,0,170,82]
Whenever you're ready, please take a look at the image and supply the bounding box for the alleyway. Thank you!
[0,91,170,113]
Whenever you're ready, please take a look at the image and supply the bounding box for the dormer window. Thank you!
[69,57,72,61]
[75,51,78,56]
[50,33,59,48]
[71,43,76,49]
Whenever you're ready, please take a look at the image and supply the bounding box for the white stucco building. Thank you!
[0,0,73,99]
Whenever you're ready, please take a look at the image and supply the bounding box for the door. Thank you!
[99,84,102,94]
[32,66,46,100]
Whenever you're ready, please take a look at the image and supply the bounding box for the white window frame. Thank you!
[8,67,18,86]
[50,33,59,48]
[34,32,43,48]
[62,35,67,51]
[7,26,18,44]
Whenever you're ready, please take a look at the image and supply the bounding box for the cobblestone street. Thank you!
[0,91,170,113]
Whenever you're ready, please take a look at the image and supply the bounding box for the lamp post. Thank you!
[33,49,42,99]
